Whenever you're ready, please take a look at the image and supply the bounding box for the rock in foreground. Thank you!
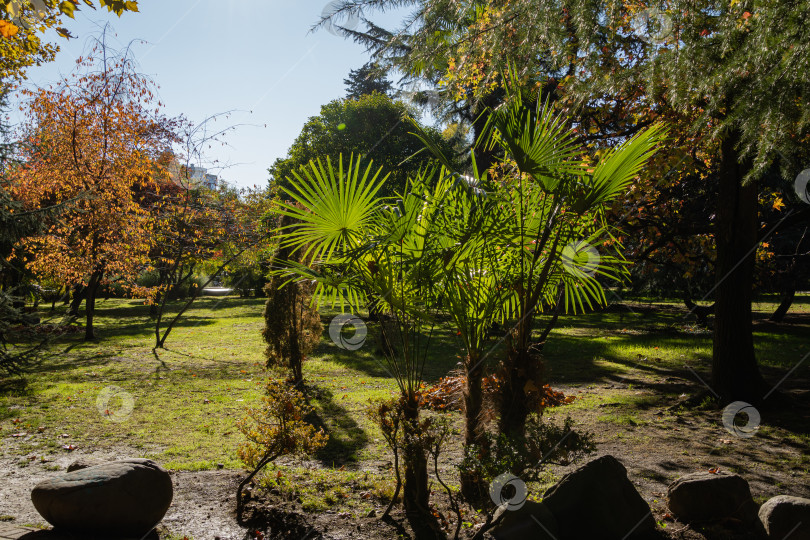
[758,495,810,539]
[541,455,656,540]
[667,471,756,524]
[31,458,173,537]
[488,500,559,540]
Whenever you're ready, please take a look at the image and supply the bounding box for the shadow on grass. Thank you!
[306,384,368,466]
[316,317,487,383]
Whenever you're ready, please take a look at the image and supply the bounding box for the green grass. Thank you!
[2,293,808,479]
[259,464,398,514]
[2,297,269,468]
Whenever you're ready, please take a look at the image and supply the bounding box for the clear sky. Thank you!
[14,0,408,189]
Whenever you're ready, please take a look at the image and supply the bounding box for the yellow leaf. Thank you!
[772,197,785,211]
[0,20,19,38]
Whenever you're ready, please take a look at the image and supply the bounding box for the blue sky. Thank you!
[14,0,409,188]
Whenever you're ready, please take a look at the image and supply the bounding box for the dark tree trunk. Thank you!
[401,394,444,540]
[471,92,503,173]
[463,359,485,446]
[684,296,715,326]
[711,132,767,402]
[84,270,103,341]
[770,287,795,323]
[460,356,489,503]
[68,284,86,317]
[498,341,533,440]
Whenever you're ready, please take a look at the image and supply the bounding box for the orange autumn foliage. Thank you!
[8,49,177,338]
[419,374,574,413]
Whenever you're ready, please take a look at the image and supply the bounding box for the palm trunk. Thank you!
[711,131,767,402]
[463,359,485,446]
[498,346,531,439]
[498,315,540,441]
[402,393,444,540]
[460,356,489,502]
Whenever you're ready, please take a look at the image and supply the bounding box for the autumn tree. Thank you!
[9,44,176,340]
[1,1,138,83]
[150,175,269,349]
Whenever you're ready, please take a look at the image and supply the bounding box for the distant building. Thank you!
[167,160,220,190]
[187,164,219,190]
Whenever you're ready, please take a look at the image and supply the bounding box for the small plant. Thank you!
[366,397,404,518]
[235,379,328,521]
[460,414,595,484]
[424,415,463,540]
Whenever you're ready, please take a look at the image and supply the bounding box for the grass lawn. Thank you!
[1,293,809,524]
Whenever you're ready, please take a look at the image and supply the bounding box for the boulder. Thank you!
[541,455,656,540]
[66,457,103,472]
[758,495,810,539]
[488,501,559,540]
[667,471,756,523]
[31,458,172,537]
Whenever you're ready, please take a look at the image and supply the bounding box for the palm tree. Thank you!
[273,81,666,533]
[475,68,667,439]
[274,155,448,538]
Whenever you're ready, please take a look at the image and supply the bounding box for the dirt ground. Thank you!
[2,373,808,540]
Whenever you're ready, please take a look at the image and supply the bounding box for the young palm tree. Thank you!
[274,81,665,533]
[476,68,668,439]
[275,155,448,538]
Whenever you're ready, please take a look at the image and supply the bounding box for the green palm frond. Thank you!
[572,123,669,213]
[483,66,586,190]
[275,258,366,312]
[275,154,388,261]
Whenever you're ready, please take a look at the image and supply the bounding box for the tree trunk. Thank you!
[84,270,103,341]
[498,309,543,441]
[498,343,532,439]
[68,284,85,317]
[770,286,795,323]
[289,290,304,387]
[460,356,489,503]
[401,394,444,540]
[711,132,767,403]
[471,91,503,173]
[463,359,485,446]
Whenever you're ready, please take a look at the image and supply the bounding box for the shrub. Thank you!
[235,378,328,520]
[459,414,595,484]
[262,254,321,385]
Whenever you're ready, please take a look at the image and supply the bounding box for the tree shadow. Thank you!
[17,530,159,540]
[304,384,369,466]
[316,318,486,383]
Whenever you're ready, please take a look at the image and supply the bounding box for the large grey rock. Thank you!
[31,458,172,537]
[488,501,559,540]
[758,495,810,539]
[66,457,103,472]
[667,471,756,523]
[541,455,656,540]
